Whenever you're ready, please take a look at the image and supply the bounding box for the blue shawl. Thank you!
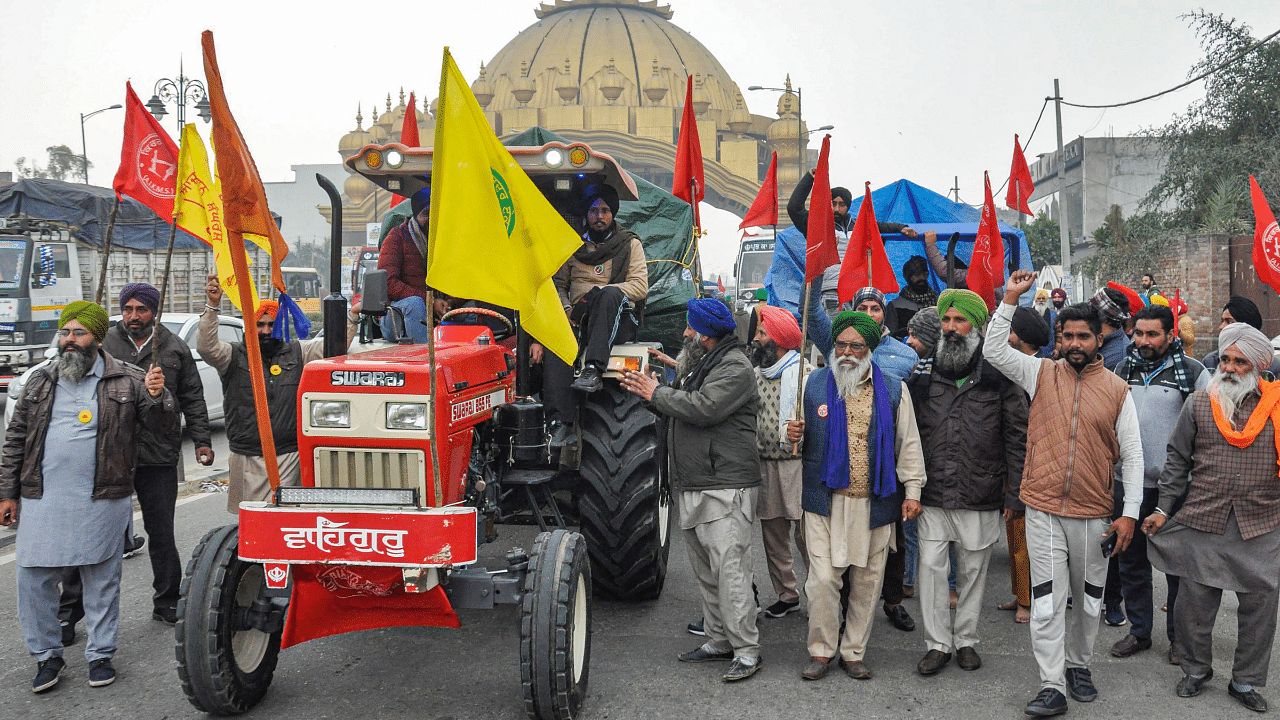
[820,363,898,498]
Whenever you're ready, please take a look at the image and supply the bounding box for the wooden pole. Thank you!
[424,289,444,507]
[94,198,120,305]
[792,278,812,456]
[867,248,874,288]
[151,213,180,367]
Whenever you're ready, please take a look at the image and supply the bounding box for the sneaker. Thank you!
[1025,687,1068,717]
[570,365,603,393]
[1103,605,1125,626]
[152,607,178,625]
[60,620,76,646]
[722,657,760,682]
[123,535,146,559]
[1065,667,1097,702]
[32,657,65,693]
[762,599,800,618]
[549,422,578,448]
[686,618,705,636]
[87,658,116,687]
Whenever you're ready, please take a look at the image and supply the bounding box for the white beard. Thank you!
[830,351,871,399]
[1034,301,1048,314]
[675,335,707,382]
[1211,367,1260,428]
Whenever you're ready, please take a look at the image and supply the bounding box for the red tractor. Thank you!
[175,140,676,720]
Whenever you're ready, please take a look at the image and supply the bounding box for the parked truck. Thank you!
[0,215,273,389]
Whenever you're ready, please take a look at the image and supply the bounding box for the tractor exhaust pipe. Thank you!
[316,174,349,358]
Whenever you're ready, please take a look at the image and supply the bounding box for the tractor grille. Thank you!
[313,447,424,491]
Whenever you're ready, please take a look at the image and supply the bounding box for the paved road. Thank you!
[0,476,1270,720]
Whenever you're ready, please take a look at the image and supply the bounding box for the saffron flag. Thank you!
[739,151,778,229]
[202,31,288,297]
[428,47,581,364]
[1005,133,1034,215]
[838,182,899,302]
[672,75,704,221]
[967,171,1006,311]
[202,30,280,491]
[390,92,420,206]
[112,82,180,221]
[806,136,839,282]
[174,124,255,312]
[1250,175,1280,295]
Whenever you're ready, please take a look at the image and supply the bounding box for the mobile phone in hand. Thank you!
[1101,530,1119,558]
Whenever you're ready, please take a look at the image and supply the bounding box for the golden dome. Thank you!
[343,172,374,203]
[338,105,374,159]
[482,0,743,113]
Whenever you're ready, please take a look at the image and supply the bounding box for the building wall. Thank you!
[1146,233,1232,357]
[263,163,349,250]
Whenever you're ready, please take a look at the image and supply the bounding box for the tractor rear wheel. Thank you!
[176,525,282,715]
[577,382,672,600]
[521,529,591,720]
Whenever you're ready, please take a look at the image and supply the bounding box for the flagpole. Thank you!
[152,209,180,365]
[690,177,702,290]
[793,278,811,456]
[867,248,873,288]
[94,198,120,305]
[424,289,444,508]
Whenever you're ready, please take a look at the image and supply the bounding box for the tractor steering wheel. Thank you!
[438,306,515,339]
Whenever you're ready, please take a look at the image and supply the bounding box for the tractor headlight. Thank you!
[385,148,403,168]
[544,149,564,168]
[310,400,351,428]
[386,402,427,430]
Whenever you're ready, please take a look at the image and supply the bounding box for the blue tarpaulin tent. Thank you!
[765,179,1034,317]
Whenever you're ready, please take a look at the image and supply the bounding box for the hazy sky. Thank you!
[2,0,1275,276]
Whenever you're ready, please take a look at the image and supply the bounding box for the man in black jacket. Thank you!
[58,284,214,638]
[787,170,917,315]
[907,290,1028,677]
[620,299,761,683]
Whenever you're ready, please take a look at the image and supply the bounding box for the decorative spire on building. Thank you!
[555,58,579,104]
[512,60,536,107]
[472,62,495,109]
[642,58,667,105]
[599,58,624,104]
[691,73,710,115]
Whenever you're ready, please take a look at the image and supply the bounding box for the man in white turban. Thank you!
[1144,322,1280,713]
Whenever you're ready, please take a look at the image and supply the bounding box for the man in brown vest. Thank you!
[984,270,1144,717]
[1145,322,1280,714]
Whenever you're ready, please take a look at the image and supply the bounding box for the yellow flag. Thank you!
[429,47,581,364]
[174,124,257,312]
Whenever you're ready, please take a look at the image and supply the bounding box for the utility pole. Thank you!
[951,176,960,202]
[1053,79,1072,301]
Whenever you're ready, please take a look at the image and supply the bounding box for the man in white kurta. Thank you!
[788,312,926,681]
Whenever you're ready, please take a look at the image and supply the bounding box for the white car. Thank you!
[3,313,244,430]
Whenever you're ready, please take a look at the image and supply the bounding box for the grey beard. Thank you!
[829,351,871,399]
[57,342,98,384]
[1211,367,1260,428]
[935,330,981,378]
[675,335,707,382]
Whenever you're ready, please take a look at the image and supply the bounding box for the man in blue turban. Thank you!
[619,297,762,682]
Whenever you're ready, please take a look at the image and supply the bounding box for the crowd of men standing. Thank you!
[621,173,1280,716]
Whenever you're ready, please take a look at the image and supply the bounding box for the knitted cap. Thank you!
[906,307,941,354]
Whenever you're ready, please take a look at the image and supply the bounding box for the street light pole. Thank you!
[79,104,123,184]
[749,80,814,186]
[145,58,212,136]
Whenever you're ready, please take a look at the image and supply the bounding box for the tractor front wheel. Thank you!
[520,529,591,720]
[176,524,282,716]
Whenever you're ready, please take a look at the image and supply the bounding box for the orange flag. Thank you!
[202,30,282,491]
[838,182,899,303]
[967,171,1006,311]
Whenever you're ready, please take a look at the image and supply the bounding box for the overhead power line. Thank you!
[1059,26,1280,110]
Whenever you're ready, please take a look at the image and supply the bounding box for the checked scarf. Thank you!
[820,363,898,498]
[1115,337,1197,398]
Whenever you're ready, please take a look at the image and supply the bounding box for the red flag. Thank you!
[672,75,704,229]
[838,181,899,302]
[805,136,839,282]
[112,82,180,221]
[391,92,420,206]
[967,171,1006,311]
[717,275,725,293]
[1250,175,1280,294]
[739,152,778,229]
[1005,133,1034,215]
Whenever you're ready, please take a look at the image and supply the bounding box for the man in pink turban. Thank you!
[751,305,809,619]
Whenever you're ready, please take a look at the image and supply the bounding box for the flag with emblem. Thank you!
[428,47,581,364]
[966,171,1006,311]
[112,81,179,221]
[173,124,256,312]
[1251,175,1280,294]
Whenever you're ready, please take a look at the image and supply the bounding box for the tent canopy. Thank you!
[765,179,1035,318]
